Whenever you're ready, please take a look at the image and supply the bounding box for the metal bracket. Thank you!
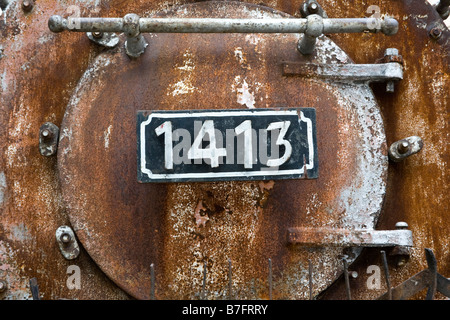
[287,225,413,248]
[87,31,120,48]
[282,61,403,82]
[282,47,404,91]
[56,225,80,260]
[39,122,59,157]
[48,14,398,58]
[388,136,424,162]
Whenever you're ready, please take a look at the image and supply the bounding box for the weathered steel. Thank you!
[48,15,398,35]
[287,227,413,247]
[56,1,387,300]
[282,61,403,81]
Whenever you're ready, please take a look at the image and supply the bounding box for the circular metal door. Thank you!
[57,1,387,299]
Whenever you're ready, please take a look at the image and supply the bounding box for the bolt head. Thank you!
[22,0,33,12]
[430,28,442,39]
[395,221,408,229]
[92,31,104,39]
[384,48,399,56]
[308,2,319,13]
[60,233,72,244]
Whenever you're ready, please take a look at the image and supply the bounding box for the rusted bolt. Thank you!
[92,31,104,39]
[0,280,7,293]
[22,0,34,12]
[60,232,72,244]
[430,27,442,40]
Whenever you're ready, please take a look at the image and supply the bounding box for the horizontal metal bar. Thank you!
[287,227,413,247]
[282,62,403,82]
[48,15,398,35]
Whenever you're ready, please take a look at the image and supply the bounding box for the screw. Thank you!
[397,141,410,154]
[60,232,72,244]
[22,0,33,12]
[350,271,358,279]
[92,31,104,39]
[430,27,442,40]
[0,280,7,293]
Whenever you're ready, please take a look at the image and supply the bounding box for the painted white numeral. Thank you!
[188,120,227,168]
[266,121,292,167]
[235,120,253,169]
[155,121,173,170]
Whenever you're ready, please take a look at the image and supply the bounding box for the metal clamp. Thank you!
[56,226,80,260]
[388,136,424,162]
[48,14,398,58]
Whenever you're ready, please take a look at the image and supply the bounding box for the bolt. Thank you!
[384,48,399,57]
[350,271,358,279]
[430,27,442,40]
[60,232,72,244]
[397,141,410,154]
[92,31,104,39]
[41,129,52,139]
[22,0,33,12]
[308,2,319,13]
[0,280,7,293]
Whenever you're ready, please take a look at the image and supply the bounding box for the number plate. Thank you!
[137,109,318,183]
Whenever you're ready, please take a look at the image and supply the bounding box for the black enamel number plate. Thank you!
[137,109,318,183]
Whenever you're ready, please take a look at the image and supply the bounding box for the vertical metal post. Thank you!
[123,14,148,58]
[29,278,40,300]
[343,258,351,300]
[268,258,273,300]
[308,259,313,300]
[380,251,392,300]
[150,263,155,300]
[201,261,207,300]
[228,259,233,300]
[297,14,323,55]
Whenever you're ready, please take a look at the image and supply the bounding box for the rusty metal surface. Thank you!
[0,0,448,301]
[56,1,387,300]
